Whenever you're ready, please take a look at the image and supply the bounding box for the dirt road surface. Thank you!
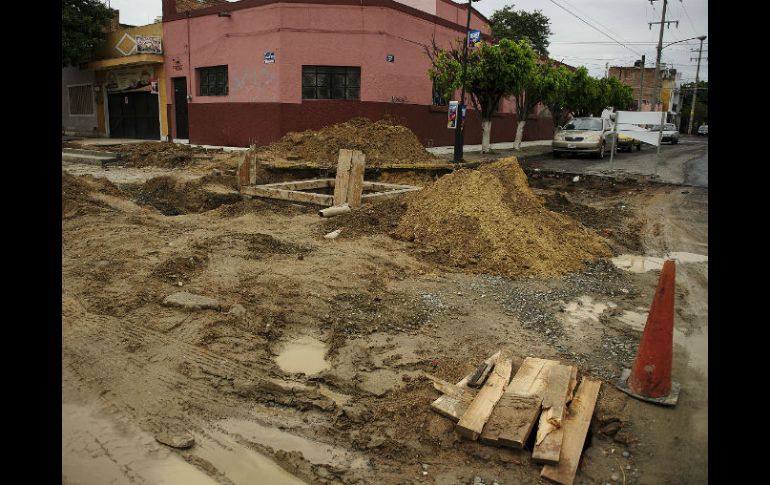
[62,139,707,485]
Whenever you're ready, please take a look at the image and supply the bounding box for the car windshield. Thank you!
[564,119,602,131]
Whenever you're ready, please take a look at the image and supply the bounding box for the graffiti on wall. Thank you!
[229,65,276,102]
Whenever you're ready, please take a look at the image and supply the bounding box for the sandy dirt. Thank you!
[62,143,707,485]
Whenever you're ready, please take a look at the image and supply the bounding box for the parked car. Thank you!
[650,123,679,144]
[697,124,708,136]
[553,117,617,159]
[616,132,642,152]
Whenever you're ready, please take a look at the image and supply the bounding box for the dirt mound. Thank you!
[392,157,612,278]
[62,172,126,218]
[257,117,441,167]
[131,175,241,215]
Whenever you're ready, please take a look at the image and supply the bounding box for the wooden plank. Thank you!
[430,351,501,421]
[241,187,333,206]
[361,181,421,191]
[361,187,421,201]
[480,358,559,448]
[467,361,493,388]
[256,179,334,191]
[541,378,602,485]
[237,152,250,188]
[346,150,366,208]
[424,375,475,401]
[455,352,513,440]
[532,365,576,464]
[248,145,257,185]
[333,149,353,205]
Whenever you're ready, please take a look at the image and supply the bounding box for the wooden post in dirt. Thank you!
[248,144,257,185]
[333,149,366,208]
[333,149,353,206]
[347,150,366,208]
[237,151,250,190]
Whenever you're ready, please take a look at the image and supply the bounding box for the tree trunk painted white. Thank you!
[481,120,492,153]
[513,120,526,150]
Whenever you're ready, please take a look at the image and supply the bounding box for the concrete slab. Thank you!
[62,148,119,165]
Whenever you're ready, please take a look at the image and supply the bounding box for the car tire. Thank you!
[553,151,562,159]
[636,143,641,151]
[673,138,679,144]
[597,142,606,159]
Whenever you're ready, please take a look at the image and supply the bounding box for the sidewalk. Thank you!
[426,139,551,155]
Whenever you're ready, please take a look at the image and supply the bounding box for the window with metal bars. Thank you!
[68,84,94,116]
[198,65,228,96]
[302,66,360,100]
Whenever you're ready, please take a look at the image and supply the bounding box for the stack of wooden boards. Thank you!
[429,351,601,485]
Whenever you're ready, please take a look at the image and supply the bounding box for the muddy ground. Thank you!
[62,150,707,485]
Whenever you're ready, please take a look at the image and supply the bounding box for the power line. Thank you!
[547,0,642,56]
[551,41,707,45]
[557,0,632,48]
[680,1,701,39]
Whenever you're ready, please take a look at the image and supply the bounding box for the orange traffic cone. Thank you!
[616,259,681,406]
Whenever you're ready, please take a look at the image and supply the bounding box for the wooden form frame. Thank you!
[240,178,421,206]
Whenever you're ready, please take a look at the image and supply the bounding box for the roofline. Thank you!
[162,0,490,35]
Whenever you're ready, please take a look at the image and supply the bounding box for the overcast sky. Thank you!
[107,0,707,82]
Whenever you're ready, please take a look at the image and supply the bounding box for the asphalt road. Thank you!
[519,136,708,187]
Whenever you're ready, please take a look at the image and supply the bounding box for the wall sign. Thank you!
[136,35,162,54]
[447,101,459,129]
[468,30,481,48]
[105,67,155,92]
[386,54,395,63]
[264,51,275,64]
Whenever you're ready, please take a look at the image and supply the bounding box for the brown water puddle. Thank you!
[62,403,220,485]
[275,335,330,375]
[216,418,369,470]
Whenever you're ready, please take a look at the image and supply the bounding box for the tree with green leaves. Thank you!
[428,38,537,154]
[565,67,598,117]
[489,5,553,57]
[62,0,115,67]
[512,60,567,149]
[540,64,572,128]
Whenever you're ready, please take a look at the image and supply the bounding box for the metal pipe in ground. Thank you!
[319,204,351,217]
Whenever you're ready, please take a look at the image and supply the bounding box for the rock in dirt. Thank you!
[324,229,343,239]
[155,430,195,449]
[392,157,612,278]
[228,304,247,317]
[162,292,221,311]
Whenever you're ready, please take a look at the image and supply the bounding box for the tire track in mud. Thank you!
[63,309,336,422]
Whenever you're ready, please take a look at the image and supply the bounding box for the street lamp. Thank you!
[453,0,481,163]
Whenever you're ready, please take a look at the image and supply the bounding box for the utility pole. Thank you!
[637,55,646,110]
[453,0,474,163]
[687,36,707,135]
[648,0,678,154]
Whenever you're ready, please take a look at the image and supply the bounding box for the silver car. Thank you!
[650,123,679,144]
[553,117,616,159]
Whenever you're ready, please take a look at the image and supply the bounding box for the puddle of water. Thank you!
[275,336,330,375]
[62,403,220,485]
[217,419,368,470]
[612,252,708,273]
[193,428,308,485]
[561,295,616,325]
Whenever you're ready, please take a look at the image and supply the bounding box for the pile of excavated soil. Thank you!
[392,157,613,278]
[256,117,442,167]
[62,172,126,219]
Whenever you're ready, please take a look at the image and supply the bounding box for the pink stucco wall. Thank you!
[163,3,483,106]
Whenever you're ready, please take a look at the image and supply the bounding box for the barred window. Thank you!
[198,65,228,96]
[302,66,360,100]
[432,81,448,106]
[68,84,94,116]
